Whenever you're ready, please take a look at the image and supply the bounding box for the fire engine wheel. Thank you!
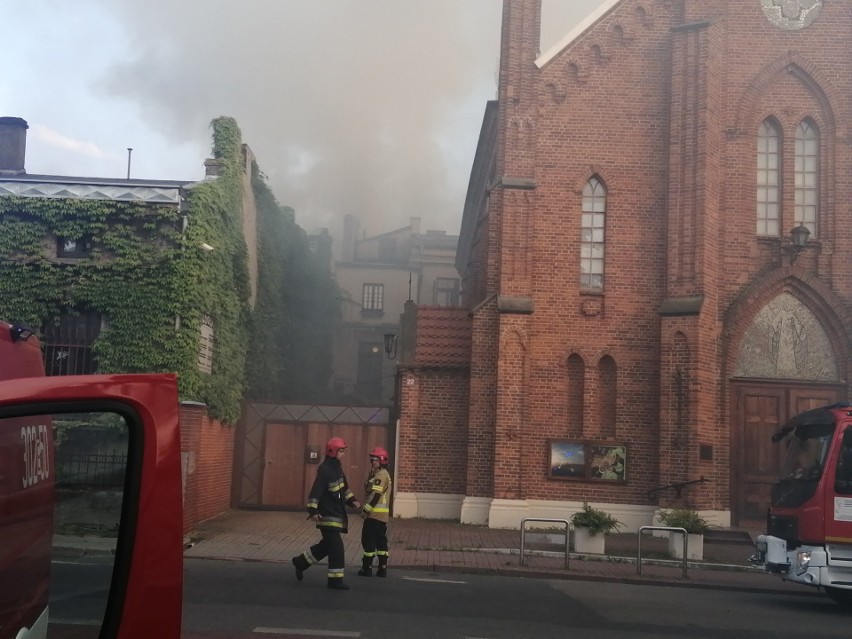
[825,587,852,607]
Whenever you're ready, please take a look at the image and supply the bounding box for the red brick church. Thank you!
[393,0,852,531]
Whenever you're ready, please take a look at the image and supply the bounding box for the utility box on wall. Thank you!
[305,445,320,464]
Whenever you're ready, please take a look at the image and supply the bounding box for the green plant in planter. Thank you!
[658,508,709,534]
[570,502,623,535]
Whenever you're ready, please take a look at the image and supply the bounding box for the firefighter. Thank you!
[291,437,361,590]
[358,446,392,578]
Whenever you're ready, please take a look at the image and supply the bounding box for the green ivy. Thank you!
[0,116,251,424]
[246,164,340,403]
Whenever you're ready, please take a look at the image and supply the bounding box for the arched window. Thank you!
[795,119,819,237]
[756,120,780,236]
[567,354,585,437]
[581,177,606,290]
[598,356,617,439]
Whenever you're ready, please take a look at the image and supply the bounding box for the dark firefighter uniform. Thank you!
[358,455,392,577]
[291,438,359,589]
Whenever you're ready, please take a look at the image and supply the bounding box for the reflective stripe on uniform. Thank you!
[317,518,344,528]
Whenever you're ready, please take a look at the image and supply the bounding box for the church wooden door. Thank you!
[732,383,842,526]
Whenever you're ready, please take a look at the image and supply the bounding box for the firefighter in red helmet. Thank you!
[291,437,360,590]
[358,446,392,578]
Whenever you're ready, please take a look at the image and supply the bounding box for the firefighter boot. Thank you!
[291,554,309,582]
[376,556,387,578]
[358,556,373,577]
[327,578,350,590]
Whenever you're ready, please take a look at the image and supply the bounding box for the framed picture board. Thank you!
[548,440,627,482]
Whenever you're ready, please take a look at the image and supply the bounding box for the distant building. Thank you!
[331,215,459,405]
[395,0,852,531]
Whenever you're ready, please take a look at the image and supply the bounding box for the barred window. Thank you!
[42,311,101,376]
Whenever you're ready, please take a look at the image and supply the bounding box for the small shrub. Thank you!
[658,508,709,534]
[570,502,623,535]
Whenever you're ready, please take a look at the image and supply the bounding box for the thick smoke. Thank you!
[86,1,603,237]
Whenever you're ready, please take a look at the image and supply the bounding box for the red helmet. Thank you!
[369,447,389,465]
[326,437,347,457]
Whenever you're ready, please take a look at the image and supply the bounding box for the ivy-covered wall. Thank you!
[246,165,340,403]
[0,116,251,423]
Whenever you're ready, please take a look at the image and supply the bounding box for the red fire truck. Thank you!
[751,402,852,606]
[0,321,183,638]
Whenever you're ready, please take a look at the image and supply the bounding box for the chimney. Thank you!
[0,117,28,175]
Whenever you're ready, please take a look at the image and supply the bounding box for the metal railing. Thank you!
[637,526,689,578]
[55,452,127,489]
[646,476,709,499]
[519,518,571,569]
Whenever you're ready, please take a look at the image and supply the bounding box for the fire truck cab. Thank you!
[0,321,183,638]
[751,402,852,606]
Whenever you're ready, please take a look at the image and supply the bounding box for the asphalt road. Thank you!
[48,557,852,638]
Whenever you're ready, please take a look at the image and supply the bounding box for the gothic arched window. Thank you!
[581,177,606,290]
[795,119,819,237]
[756,119,780,236]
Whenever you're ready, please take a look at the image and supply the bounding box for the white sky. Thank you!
[2,1,606,238]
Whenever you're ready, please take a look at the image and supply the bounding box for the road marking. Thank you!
[254,628,361,637]
[402,576,468,584]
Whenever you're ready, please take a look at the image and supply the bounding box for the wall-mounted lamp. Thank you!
[788,222,811,262]
[383,333,398,360]
[200,242,215,252]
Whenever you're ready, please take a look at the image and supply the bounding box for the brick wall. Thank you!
[397,307,471,497]
[179,403,235,534]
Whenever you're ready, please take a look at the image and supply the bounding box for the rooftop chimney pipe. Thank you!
[0,117,28,176]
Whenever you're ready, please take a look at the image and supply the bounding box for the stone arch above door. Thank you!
[734,292,838,382]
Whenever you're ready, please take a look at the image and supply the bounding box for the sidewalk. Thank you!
[183,509,819,596]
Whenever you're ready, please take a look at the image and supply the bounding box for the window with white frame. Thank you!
[580,176,606,290]
[795,119,819,237]
[198,314,214,374]
[756,120,780,236]
[362,283,384,311]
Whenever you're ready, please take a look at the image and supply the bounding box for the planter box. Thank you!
[573,527,606,554]
[669,532,704,560]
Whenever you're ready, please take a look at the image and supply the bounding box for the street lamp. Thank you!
[789,223,811,262]
[383,333,397,360]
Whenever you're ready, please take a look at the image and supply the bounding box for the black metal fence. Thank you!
[55,451,127,489]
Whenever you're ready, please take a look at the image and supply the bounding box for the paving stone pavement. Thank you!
[184,509,821,596]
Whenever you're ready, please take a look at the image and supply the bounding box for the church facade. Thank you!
[394,0,852,530]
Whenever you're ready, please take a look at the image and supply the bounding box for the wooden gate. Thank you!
[235,403,391,510]
[731,382,842,526]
